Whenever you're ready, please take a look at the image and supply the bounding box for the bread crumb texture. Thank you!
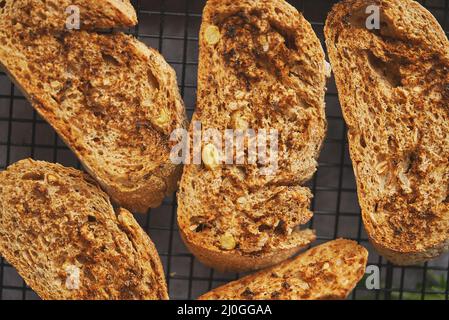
[178,0,327,272]
[0,0,137,31]
[0,159,168,300]
[325,0,449,264]
[199,239,368,300]
[0,0,187,213]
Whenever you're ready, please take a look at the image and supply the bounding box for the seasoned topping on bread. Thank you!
[325,0,449,264]
[0,159,168,300]
[178,0,327,272]
[199,239,368,300]
[0,0,187,213]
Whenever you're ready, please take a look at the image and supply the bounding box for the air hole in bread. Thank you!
[249,9,262,18]
[101,53,120,66]
[270,23,297,51]
[148,70,160,89]
[388,136,398,151]
[0,1,6,9]
[258,224,271,232]
[274,220,286,235]
[359,135,367,148]
[367,52,402,87]
[22,172,44,181]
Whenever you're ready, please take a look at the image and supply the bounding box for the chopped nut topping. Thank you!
[50,81,61,91]
[259,35,269,52]
[300,282,310,290]
[412,86,422,93]
[235,90,245,100]
[263,42,269,52]
[202,143,221,170]
[205,25,221,45]
[47,174,58,184]
[152,108,171,130]
[237,196,246,204]
[141,97,152,108]
[227,101,239,111]
[15,203,25,212]
[375,161,388,174]
[219,232,236,250]
[232,112,249,130]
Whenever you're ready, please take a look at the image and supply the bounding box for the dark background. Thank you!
[0,0,448,300]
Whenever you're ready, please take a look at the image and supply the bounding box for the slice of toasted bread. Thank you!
[0,1,187,213]
[0,159,168,300]
[0,0,137,30]
[199,239,368,300]
[325,0,449,265]
[178,0,327,273]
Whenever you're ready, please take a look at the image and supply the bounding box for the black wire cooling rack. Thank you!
[0,0,448,300]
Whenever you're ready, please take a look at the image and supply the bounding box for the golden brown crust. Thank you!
[0,0,137,31]
[325,0,449,265]
[199,239,368,300]
[0,1,187,213]
[178,0,327,272]
[0,159,168,300]
[180,227,316,273]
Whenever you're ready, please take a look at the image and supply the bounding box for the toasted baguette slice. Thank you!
[0,1,187,213]
[325,0,449,265]
[178,0,327,272]
[0,0,137,30]
[199,239,368,300]
[0,159,168,300]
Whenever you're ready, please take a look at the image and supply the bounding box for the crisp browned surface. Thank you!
[199,239,368,300]
[178,0,327,272]
[325,0,449,265]
[0,0,137,31]
[0,159,168,300]
[0,0,187,213]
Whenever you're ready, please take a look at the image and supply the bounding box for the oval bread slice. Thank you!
[0,159,168,300]
[0,0,137,31]
[178,0,327,273]
[325,0,449,265]
[0,1,187,213]
[199,239,368,300]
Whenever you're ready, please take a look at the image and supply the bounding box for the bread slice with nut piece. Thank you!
[178,0,328,273]
[0,0,137,31]
[325,0,449,265]
[199,239,368,300]
[0,0,187,213]
[0,159,168,300]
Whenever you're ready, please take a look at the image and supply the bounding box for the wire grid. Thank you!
[0,0,448,300]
